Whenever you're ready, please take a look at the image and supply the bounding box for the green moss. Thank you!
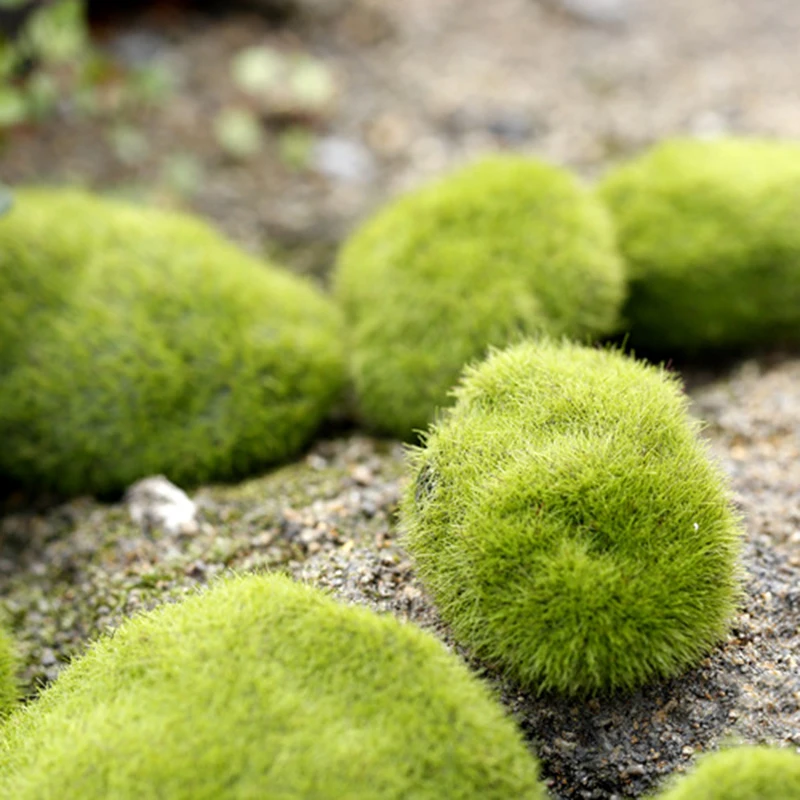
[402,339,743,696]
[334,155,626,437]
[599,137,800,353]
[0,626,18,719]
[653,746,800,799]
[0,573,545,799]
[0,189,346,496]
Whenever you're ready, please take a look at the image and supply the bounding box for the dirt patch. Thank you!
[3,0,800,276]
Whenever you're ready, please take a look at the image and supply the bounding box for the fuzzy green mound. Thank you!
[334,155,625,437]
[654,746,800,799]
[599,137,800,353]
[402,339,742,695]
[0,189,345,496]
[0,627,17,719]
[0,573,545,799]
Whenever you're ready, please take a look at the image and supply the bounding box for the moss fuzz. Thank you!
[599,137,800,354]
[402,339,743,696]
[0,189,345,496]
[0,573,545,799]
[654,746,800,799]
[334,155,625,437]
[0,627,18,718]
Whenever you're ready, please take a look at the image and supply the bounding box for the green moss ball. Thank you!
[0,573,546,799]
[655,746,800,799]
[0,627,18,719]
[334,155,626,437]
[599,137,800,353]
[0,189,346,496]
[402,339,742,696]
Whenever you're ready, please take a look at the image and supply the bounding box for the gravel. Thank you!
[299,357,800,798]
[2,356,798,797]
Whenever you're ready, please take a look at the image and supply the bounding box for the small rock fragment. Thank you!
[314,137,376,184]
[543,0,631,26]
[126,476,199,535]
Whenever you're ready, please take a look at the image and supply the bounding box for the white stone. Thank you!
[126,475,199,535]
[313,137,377,184]
[548,0,631,26]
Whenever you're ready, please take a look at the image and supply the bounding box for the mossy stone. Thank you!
[654,746,800,799]
[599,137,800,353]
[334,155,626,437]
[0,573,546,799]
[0,189,346,496]
[402,339,742,696]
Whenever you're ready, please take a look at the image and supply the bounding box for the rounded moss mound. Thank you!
[0,189,345,496]
[402,339,742,696]
[0,574,545,800]
[0,627,18,719]
[334,155,626,437]
[654,746,800,799]
[599,137,800,353]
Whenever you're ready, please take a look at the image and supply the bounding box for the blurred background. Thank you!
[1,0,799,280]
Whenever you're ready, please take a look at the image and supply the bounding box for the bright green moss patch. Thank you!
[0,627,18,719]
[0,573,545,799]
[402,339,743,696]
[0,189,346,496]
[334,155,625,437]
[654,746,800,799]
[599,137,800,353]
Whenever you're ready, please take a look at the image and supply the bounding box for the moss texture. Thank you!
[0,627,18,719]
[0,573,545,799]
[0,189,346,496]
[402,339,742,696]
[654,746,800,799]
[334,155,626,437]
[599,137,800,353]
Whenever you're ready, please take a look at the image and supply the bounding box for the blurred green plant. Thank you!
[278,125,314,170]
[0,0,89,128]
[230,44,337,122]
[213,106,264,160]
[0,0,176,135]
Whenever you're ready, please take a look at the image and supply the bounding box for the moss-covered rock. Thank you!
[0,189,346,496]
[0,573,546,799]
[599,137,800,353]
[402,339,742,696]
[654,746,800,799]
[334,155,626,437]
[0,626,18,719]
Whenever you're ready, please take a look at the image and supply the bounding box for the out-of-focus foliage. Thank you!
[0,0,90,128]
[0,0,175,136]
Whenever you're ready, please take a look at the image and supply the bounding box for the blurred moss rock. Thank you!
[0,573,546,799]
[0,188,345,497]
[654,746,800,799]
[334,155,626,438]
[600,137,800,355]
